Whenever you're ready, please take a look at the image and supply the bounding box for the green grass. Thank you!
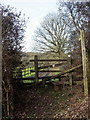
[22,67,35,78]
[23,79,42,84]
[51,78,59,82]
[13,67,35,78]
[23,80,34,83]
[13,67,62,84]
[39,79,42,82]
[54,72,59,75]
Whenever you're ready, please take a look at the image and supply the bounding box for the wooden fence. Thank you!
[13,55,83,87]
[30,55,72,83]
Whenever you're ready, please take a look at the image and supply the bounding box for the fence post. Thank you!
[68,56,73,87]
[87,50,90,118]
[79,30,88,96]
[34,55,38,83]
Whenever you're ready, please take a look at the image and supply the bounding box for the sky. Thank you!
[0,0,59,52]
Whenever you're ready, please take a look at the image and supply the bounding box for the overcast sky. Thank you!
[0,0,59,52]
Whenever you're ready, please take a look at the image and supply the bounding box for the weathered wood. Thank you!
[31,70,61,72]
[34,55,38,83]
[51,64,82,79]
[68,57,73,87]
[86,50,90,90]
[39,70,61,72]
[30,59,67,62]
[38,63,64,70]
[79,30,88,96]
[86,50,90,117]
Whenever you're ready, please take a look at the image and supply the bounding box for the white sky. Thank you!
[0,0,59,52]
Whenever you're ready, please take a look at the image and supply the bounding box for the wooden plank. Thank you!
[51,64,82,79]
[30,59,67,62]
[39,70,61,72]
[38,63,64,70]
[87,50,90,93]
[31,70,61,72]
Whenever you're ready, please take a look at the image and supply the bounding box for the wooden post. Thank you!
[87,50,90,119]
[86,50,90,88]
[34,55,38,83]
[79,30,88,96]
[68,56,73,87]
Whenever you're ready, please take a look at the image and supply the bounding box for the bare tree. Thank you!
[58,2,90,50]
[57,1,90,61]
[33,13,73,58]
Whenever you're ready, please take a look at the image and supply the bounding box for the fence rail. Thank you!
[31,70,62,72]
[38,63,64,70]
[30,59,68,62]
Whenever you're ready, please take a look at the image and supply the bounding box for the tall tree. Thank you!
[58,2,90,52]
[1,4,26,117]
[33,13,73,58]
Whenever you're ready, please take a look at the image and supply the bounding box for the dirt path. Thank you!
[14,84,88,119]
